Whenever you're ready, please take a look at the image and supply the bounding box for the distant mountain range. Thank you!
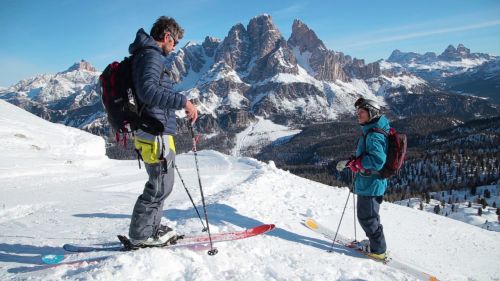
[0,15,498,156]
[384,44,500,101]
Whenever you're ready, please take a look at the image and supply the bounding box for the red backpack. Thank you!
[364,127,407,178]
[99,54,164,144]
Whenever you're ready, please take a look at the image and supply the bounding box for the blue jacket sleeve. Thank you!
[360,132,387,171]
[134,50,187,110]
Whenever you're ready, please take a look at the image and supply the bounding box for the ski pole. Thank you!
[352,170,357,242]
[328,189,351,252]
[174,164,207,232]
[188,122,218,256]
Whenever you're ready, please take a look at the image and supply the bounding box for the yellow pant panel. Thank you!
[168,135,176,154]
[134,135,176,164]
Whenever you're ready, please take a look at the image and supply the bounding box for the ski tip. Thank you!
[41,254,65,265]
[305,218,319,230]
[249,224,276,235]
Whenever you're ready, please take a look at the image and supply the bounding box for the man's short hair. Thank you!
[150,16,184,41]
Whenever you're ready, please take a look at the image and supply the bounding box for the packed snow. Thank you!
[1,99,499,281]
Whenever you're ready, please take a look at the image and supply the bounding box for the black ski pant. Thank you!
[356,195,387,254]
[129,147,175,240]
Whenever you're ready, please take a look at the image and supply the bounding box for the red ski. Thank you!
[41,224,275,267]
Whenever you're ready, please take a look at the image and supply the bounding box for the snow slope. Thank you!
[1,99,499,281]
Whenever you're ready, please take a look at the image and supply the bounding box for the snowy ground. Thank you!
[1,99,500,281]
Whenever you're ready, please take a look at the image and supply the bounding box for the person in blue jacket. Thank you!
[127,16,198,247]
[345,97,389,260]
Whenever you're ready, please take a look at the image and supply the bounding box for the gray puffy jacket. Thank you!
[128,28,187,135]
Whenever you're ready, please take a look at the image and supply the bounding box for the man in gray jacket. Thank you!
[128,16,198,247]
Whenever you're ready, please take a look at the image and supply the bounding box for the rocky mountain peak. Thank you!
[63,60,97,73]
[246,14,283,59]
[439,44,472,61]
[288,19,326,53]
[214,22,251,71]
[202,36,221,57]
[456,44,471,56]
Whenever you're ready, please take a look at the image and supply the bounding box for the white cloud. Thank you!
[272,3,305,19]
[333,19,500,49]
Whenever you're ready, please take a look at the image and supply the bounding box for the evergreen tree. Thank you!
[478,207,482,216]
[434,204,440,214]
[468,201,472,208]
[484,189,491,199]
[470,185,477,196]
[481,198,488,209]
[419,201,424,210]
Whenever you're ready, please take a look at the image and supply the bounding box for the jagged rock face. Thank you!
[288,19,326,52]
[288,19,348,82]
[246,14,284,60]
[345,60,381,79]
[288,19,381,81]
[168,43,213,84]
[312,51,350,81]
[246,82,332,124]
[213,14,298,81]
[214,23,251,72]
[246,39,298,81]
[438,44,471,61]
[202,36,220,57]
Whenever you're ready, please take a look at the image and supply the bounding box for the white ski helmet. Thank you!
[355,97,381,121]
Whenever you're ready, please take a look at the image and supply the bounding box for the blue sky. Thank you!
[1,0,500,86]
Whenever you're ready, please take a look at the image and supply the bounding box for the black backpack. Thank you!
[99,54,164,141]
[364,127,407,178]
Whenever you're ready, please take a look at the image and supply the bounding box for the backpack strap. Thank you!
[362,127,389,155]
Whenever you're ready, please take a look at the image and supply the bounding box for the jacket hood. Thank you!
[129,28,163,55]
[361,115,390,134]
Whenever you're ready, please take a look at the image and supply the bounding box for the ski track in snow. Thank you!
[1,100,500,281]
